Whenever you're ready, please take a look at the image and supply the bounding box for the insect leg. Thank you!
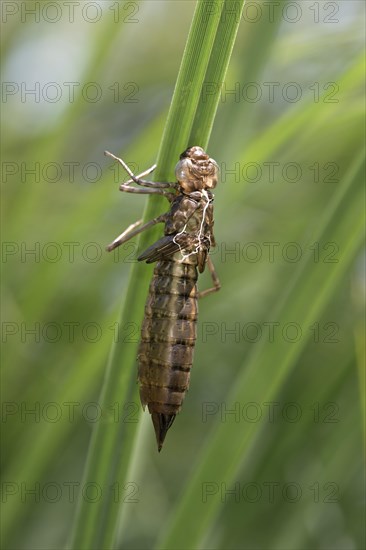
[126,164,157,181]
[106,213,167,252]
[197,256,221,298]
[119,184,175,200]
[105,150,177,189]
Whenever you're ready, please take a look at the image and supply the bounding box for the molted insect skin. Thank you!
[106,145,220,451]
[138,252,198,451]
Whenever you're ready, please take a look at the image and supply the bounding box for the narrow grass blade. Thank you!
[69,1,245,549]
[156,151,365,549]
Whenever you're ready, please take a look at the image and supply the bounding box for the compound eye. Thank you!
[175,159,189,181]
[175,159,195,192]
[204,161,219,189]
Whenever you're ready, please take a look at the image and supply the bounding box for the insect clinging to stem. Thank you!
[105,146,221,451]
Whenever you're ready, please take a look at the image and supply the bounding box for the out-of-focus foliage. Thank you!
[1,1,364,549]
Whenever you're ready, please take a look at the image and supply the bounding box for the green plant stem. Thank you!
[69,1,245,549]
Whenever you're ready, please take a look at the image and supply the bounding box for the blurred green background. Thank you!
[1,1,365,549]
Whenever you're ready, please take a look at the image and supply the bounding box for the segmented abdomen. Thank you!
[138,252,198,447]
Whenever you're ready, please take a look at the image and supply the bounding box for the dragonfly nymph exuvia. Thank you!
[106,146,221,451]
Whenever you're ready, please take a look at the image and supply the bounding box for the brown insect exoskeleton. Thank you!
[105,146,221,451]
